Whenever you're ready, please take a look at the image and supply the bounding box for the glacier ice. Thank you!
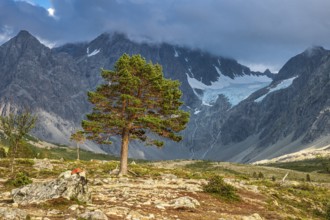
[186,67,272,106]
[255,76,297,102]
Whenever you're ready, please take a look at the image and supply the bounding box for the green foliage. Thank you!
[203,175,240,201]
[0,112,37,147]
[0,111,37,174]
[326,203,330,220]
[129,164,164,177]
[70,130,86,143]
[258,172,264,179]
[267,157,330,173]
[271,176,276,182]
[185,160,213,170]
[82,54,190,146]
[6,172,32,187]
[0,147,6,158]
[306,174,311,182]
[70,130,86,161]
[7,140,36,158]
[252,171,258,178]
[82,54,190,175]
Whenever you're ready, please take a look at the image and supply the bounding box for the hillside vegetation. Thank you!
[0,135,330,219]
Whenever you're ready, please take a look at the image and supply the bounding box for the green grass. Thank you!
[266,157,330,173]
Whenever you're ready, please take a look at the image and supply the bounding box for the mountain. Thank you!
[53,31,274,159]
[1,30,329,162]
[202,46,330,162]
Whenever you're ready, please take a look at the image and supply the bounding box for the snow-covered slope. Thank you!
[187,70,271,106]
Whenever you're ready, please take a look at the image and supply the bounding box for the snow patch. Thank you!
[185,57,189,62]
[194,109,201,115]
[174,48,179,57]
[186,71,272,106]
[255,76,297,102]
[87,47,101,57]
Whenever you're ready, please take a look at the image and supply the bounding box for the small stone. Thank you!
[106,206,130,217]
[1,191,11,198]
[118,177,129,183]
[169,196,200,209]
[126,210,145,220]
[93,179,103,185]
[12,203,18,208]
[58,170,72,179]
[161,173,177,180]
[79,209,108,220]
[143,200,152,205]
[242,213,263,220]
[156,205,166,210]
[69,205,79,211]
[0,207,27,220]
[47,209,62,216]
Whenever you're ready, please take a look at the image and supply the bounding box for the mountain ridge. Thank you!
[0,30,329,162]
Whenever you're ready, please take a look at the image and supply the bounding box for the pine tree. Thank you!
[70,130,86,161]
[82,54,190,175]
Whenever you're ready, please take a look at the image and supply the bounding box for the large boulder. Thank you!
[11,170,90,205]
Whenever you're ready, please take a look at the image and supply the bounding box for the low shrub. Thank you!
[258,172,264,179]
[6,172,32,187]
[0,147,6,158]
[203,175,240,201]
[325,202,330,220]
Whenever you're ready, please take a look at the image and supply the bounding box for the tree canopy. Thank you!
[0,111,37,174]
[82,54,189,175]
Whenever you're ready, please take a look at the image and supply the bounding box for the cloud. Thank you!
[1,0,330,72]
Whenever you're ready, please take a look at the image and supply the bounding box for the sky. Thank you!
[1,0,330,72]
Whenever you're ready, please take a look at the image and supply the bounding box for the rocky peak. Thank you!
[1,30,47,53]
[274,46,330,81]
[303,46,327,57]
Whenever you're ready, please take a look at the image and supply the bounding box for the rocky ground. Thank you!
[0,158,329,220]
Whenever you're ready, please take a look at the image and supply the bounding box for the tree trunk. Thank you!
[119,127,130,176]
[10,142,18,175]
[77,143,80,161]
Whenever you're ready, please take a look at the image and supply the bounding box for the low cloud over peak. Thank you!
[1,0,330,72]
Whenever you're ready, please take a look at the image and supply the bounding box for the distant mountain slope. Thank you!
[1,30,329,162]
[203,46,330,162]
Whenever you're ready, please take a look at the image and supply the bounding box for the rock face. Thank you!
[1,30,330,162]
[12,171,90,205]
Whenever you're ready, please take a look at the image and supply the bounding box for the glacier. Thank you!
[186,67,272,106]
[255,76,298,102]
